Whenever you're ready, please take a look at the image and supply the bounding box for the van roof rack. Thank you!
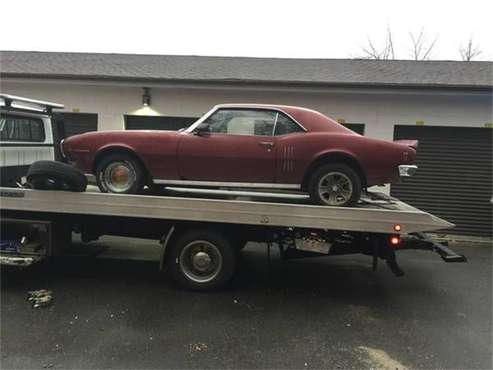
[0,93,64,114]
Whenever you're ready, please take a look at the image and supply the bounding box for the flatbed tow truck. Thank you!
[0,94,467,290]
[0,185,467,290]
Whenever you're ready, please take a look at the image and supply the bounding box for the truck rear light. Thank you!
[393,224,401,232]
[390,235,401,246]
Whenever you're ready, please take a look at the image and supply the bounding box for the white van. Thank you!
[0,94,64,187]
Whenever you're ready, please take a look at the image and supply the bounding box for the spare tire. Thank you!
[27,161,87,192]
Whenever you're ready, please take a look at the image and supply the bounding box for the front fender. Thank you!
[92,143,145,172]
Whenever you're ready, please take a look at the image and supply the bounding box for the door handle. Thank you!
[259,141,274,148]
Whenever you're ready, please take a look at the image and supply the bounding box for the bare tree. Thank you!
[360,27,440,61]
[409,28,438,60]
[459,38,482,61]
[362,26,395,60]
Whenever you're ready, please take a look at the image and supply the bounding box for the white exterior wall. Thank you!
[2,79,491,141]
[2,79,491,194]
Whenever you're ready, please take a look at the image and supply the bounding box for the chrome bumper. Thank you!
[399,165,418,177]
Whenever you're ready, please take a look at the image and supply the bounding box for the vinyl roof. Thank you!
[1,51,492,89]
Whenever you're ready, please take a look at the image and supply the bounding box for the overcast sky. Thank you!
[1,0,492,61]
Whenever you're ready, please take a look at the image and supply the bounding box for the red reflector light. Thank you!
[393,224,402,232]
[390,236,400,245]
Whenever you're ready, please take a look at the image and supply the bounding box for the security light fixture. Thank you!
[142,87,151,107]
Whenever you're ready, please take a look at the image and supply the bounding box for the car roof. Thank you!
[214,103,315,113]
[213,103,356,134]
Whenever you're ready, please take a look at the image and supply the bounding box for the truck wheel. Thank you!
[308,163,361,207]
[27,160,87,192]
[96,153,144,194]
[166,229,237,291]
[235,237,249,251]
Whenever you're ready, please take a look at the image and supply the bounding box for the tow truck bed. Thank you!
[0,186,465,290]
[0,187,452,235]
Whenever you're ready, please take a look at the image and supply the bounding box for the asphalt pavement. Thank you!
[1,238,491,369]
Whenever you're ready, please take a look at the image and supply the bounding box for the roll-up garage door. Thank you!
[58,113,98,138]
[125,115,197,131]
[342,123,365,135]
[391,125,492,237]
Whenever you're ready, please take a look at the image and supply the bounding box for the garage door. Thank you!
[58,113,98,138]
[391,125,492,237]
[125,115,197,131]
[343,123,365,135]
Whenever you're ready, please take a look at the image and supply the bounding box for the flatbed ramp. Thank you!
[0,187,453,234]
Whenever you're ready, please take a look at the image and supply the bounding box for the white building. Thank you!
[1,51,491,237]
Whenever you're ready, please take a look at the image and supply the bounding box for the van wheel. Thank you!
[308,163,361,207]
[166,229,237,291]
[96,153,144,194]
[27,161,87,192]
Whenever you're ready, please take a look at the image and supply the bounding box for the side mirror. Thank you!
[194,123,210,136]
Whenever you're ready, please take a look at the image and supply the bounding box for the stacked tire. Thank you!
[27,161,87,192]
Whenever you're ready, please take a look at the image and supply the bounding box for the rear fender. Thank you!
[302,150,367,190]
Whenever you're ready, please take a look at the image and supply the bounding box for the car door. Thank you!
[177,108,277,183]
[273,112,308,184]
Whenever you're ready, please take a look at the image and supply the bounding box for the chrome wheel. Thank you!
[103,161,136,193]
[317,172,353,206]
[179,240,223,283]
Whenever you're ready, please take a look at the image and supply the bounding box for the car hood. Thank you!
[63,129,182,152]
[66,129,180,142]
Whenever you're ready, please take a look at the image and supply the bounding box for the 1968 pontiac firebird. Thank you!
[62,104,418,207]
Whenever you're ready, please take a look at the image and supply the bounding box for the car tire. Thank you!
[166,229,238,291]
[27,160,87,192]
[96,153,145,194]
[308,163,361,207]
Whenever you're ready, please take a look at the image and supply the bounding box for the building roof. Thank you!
[1,51,492,89]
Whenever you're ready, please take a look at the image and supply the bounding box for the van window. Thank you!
[0,115,45,142]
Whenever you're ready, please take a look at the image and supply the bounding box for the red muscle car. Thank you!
[62,104,418,206]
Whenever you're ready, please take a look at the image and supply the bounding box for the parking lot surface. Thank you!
[1,238,491,369]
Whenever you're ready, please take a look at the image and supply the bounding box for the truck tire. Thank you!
[96,153,144,194]
[166,229,238,291]
[27,161,87,192]
[234,235,249,251]
[308,163,361,207]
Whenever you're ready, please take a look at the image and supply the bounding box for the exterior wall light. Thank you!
[142,87,151,106]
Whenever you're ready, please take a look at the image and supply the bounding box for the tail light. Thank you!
[390,235,401,246]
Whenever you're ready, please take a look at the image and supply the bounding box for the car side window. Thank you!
[274,113,304,136]
[0,115,45,142]
[204,109,277,136]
